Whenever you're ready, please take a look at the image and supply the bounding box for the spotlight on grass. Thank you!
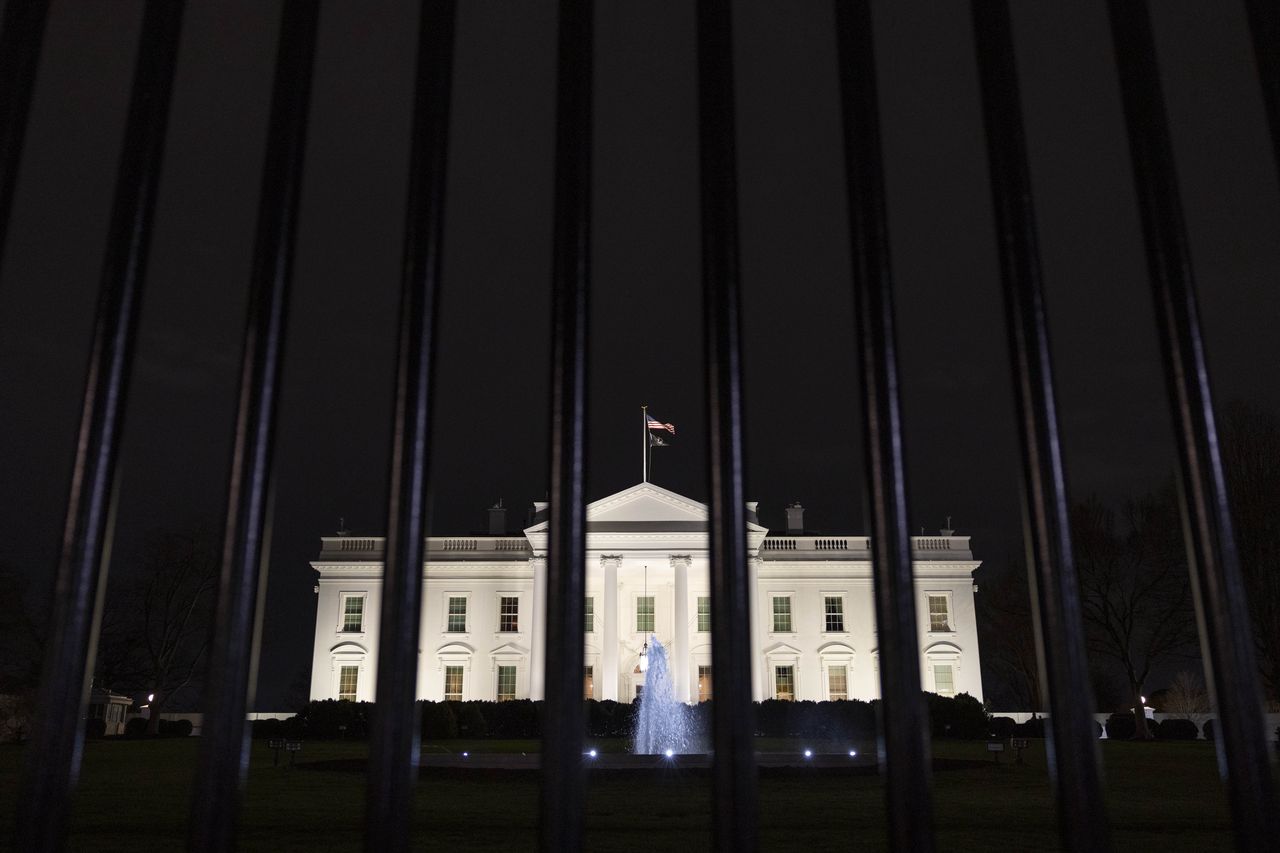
[664,749,674,758]
[804,749,813,758]
[588,749,597,758]
[848,750,857,757]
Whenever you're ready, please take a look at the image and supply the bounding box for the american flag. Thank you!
[646,414,675,434]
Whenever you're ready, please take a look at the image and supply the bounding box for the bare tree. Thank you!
[0,563,43,693]
[1073,488,1198,739]
[977,560,1043,712]
[96,530,218,733]
[1220,400,1280,703]
[1162,670,1210,718]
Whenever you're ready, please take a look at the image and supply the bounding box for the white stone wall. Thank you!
[310,557,984,704]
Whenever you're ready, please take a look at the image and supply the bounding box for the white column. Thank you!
[749,555,763,700]
[671,555,691,703]
[530,555,547,699]
[601,555,620,700]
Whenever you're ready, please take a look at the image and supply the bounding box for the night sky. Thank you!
[1,0,1277,710]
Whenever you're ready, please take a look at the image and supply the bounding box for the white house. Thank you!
[309,482,983,705]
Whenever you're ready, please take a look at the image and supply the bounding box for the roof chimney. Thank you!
[785,502,805,535]
[940,516,955,536]
[488,500,506,535]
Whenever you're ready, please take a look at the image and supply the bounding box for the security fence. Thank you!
[3,1,1277,851]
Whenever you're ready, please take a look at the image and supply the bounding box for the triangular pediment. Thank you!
[587,482,708,524]
[523,481,767,537]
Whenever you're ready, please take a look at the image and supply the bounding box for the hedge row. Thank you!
[85,717,194,738]
[252,692,990,741]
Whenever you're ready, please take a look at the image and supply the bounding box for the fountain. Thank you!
[632,635,701,754]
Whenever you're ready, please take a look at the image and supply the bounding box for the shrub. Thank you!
[1013,716,1046,738]
[296,699,371,738]
[487,699,539,738]
[158,718,193,737]
[419,701,458,739]
[253,718,284,739]
[85,718,106,739]
[988,716,1016,739]
[455,703,488,738]
[124,717,149,737]
[1202,719,1217,741]
[1155,718,1198,740]
[1105,713,1136,740]
[926,692,988,739]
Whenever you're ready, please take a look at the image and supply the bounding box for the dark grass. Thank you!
[0,736,1265,851]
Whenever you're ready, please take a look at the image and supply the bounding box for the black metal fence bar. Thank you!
[1243,0,1280,178]
[365,2,456,851]
[188,4,320,851]
[1106,2,1280,849]
[0,0,49,273]
[17,3,185,850]
[695,1,759,850]
[832,3,935,850]
[540,0,592,850]
[969,3,1111,850]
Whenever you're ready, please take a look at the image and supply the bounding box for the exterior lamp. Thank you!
[848,750,857,757]
[639,640,649,672]
[588,749,597,758]
[804,749,812,758]
[664,749,674,758]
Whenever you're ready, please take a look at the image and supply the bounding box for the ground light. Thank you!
[804,749,812,758]
[588,750,597,758]
[664,749,674,758]
[848,750,857,757]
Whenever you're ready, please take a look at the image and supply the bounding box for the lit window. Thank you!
[772,597,792,633]
[444,665,464,701]
[338,665,358,701]
[636,596,654,633]
[824,596,845,632]
[500,596,519,632]
[775,665,795,701]
[447,597,467,633]
[497,665,516,702]
[928,595,951,632]
[828,666,847,701]
[583,665,594,700]
[341,595,364,632]
[584,597,594,633]
[697,596,711,632]
[933,664,955,698]
[698,665,712,702]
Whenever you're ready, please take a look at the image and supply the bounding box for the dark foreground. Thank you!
[0,737,1261,852]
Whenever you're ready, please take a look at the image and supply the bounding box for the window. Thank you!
[928,594,951,632]
[583,665,594,700]
[341,595,364,632]
[828,666,848,701]
[698,665,712,702]
[584,597,594,633]
[933,664,955,698]
[499,596,519,632]
[446,596,467,633]
[338,665,358,701]
[444,665,464,701]
[775,665,795,701]
[497,665,517,702]
[697,596,711,632]
[636,596,654,633]
[824,596,845,632]
[772,596,792,633]
[635,685,644,701]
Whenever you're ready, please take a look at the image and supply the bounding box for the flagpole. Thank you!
[642,404,648,482]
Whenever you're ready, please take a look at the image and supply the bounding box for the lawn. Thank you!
[0,737,1258,852]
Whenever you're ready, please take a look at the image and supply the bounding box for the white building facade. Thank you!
[309,482,983,705]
